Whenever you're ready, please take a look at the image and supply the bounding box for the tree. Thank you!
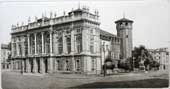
[132,45,153,70]
[118,57,132,72]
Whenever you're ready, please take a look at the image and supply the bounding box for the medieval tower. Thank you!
[115,17,133,59]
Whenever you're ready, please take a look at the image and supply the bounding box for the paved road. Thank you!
[2,70,169,89]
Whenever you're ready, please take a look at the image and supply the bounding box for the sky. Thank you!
[0,0,170,49]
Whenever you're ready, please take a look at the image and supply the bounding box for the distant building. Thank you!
[1,44,11,69]
[148,48,169,70]
[10,7,133,74]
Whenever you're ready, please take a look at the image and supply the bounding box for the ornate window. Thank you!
[90,35,94,53]
[44,32,50,54]
[18,43,22,56]
[58,37,63,54]
[24,36,28,56]
[66,37,71,54]
[37,33,42,54]
[76,34,82,53]
[13,42,17,56]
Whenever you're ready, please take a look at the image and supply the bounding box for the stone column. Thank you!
[33,58,37,73]
[10,60,13,70]
[54,60,57,72]
[26,58,31,73]
[49,31,53,55]
[34,33,37,55]
[16,61,18,70]
[27,34,30,56]
[41,32,44,54]
[40,58,45,73]
[13,61,15,70]
[72,57,75,71]
[11,41,14,57]
[21,60,25,72]
[47,58,53,73]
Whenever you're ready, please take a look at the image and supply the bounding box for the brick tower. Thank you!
[115,17,133,59]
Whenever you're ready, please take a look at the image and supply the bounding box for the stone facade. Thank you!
[10,7,133,74]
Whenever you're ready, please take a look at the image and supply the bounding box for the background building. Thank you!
[148,48,169,70]
[1,43,11,69]
[10,7,133,74]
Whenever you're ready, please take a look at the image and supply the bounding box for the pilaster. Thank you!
[33,58,37,73]
[40,58,45,73]
[41,32,44,54]
[47,57,53,73]
[26,58,31,73]
[49,31,53,55]
[34,33,37,55]
[62,31,66,54]
[70,29,75,54]
[27,34,30,56]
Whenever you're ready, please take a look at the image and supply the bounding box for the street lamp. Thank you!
[133,57,135,71]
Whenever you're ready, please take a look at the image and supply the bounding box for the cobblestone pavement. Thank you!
[2,70,169,89]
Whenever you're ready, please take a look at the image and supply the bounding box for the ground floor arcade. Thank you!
[10,56,101,74]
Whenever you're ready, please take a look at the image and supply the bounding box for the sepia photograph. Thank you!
[0,0,169,89]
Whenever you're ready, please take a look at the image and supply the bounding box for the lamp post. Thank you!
[133,57,135,71]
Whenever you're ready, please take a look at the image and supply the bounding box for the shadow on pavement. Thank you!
[70,78,169,88]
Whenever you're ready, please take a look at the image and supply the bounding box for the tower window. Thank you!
[126,35,128,38]
[125,22,128,26]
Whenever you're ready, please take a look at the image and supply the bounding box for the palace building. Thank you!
[10,7,133,74]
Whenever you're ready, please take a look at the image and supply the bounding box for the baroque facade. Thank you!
[10,7,133,74]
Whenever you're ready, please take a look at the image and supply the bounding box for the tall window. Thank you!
[90,35,94,53]
[44,32,50,54]
[18,43,22,56]
[76,60,80,71]
[91,58,95,71]
[24,37,28,56]
[66,37,71,54]
[76,34,82,53]
[14,42,17,56]
[37,33,42,54]
[65,60,69,71]
[58,37,63,54]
